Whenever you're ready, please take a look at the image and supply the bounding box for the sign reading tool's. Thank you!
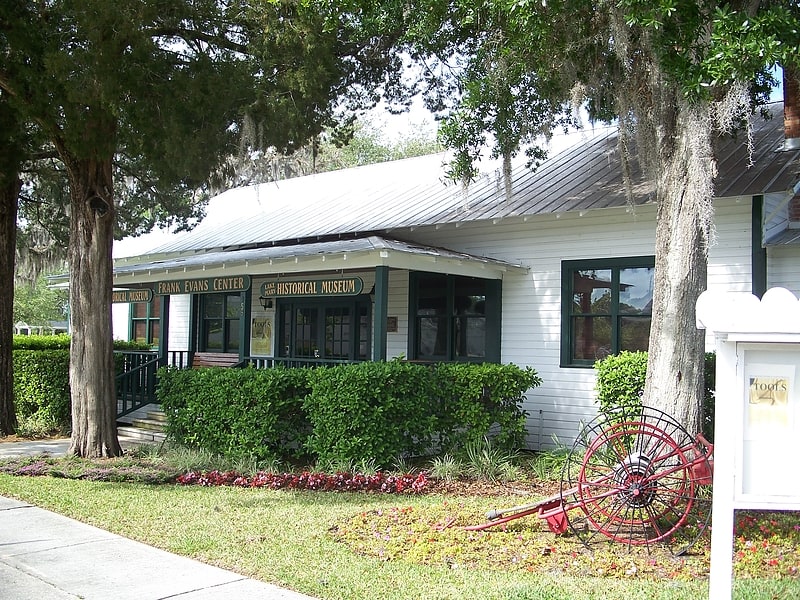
[696,287,800,599]
[261,277,363,298]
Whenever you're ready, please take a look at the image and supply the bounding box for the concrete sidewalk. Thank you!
[0,440,317,599]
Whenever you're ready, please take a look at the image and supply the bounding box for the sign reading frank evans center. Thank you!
[261,277,363,298]
[155,275,251,295]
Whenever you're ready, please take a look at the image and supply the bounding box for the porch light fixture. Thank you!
[258,295,274,309]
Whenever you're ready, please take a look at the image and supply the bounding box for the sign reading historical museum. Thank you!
[155,275,251,295]
[112,289,154,303]
[260,277,363,298]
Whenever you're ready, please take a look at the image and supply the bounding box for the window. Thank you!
[130,300,160,346]
[278,299,370,362]
[409,273,500,362]
[200,293,242,352]
[561,257,654,367]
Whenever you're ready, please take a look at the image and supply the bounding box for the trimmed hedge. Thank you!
[594,350,716,440]
[158,361,541,467]
[304,361,438,467]
[159,366,312,462]
[432,362,540,452]
[10,336,151,435]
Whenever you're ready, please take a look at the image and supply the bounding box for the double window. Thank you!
[409,273,500,362]
[200,293,243,352]
[561,257,654,367]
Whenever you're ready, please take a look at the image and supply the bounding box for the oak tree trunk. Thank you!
[642,105,711,435]
[65,154,121,457]
[0,172,20,435]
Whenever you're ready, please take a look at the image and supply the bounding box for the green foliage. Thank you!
[461,435,521,483]
[12,275,68,325]
[12,334,71,350]
[594,351,717,440]
[158,361,538,468]
[594,351,649,416]
[12,349,71,436]
[8,338,153,436]
[432,362,540,453]
[158,366,312,463]
[304,361,438,468]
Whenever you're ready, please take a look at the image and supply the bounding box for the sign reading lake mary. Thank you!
[261,277,363,298]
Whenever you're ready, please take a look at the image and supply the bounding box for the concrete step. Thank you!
[117,425,167,444]
[130,417,167,432]
[147,410,168,423]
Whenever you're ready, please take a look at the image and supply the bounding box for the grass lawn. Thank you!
[0,470,797,600]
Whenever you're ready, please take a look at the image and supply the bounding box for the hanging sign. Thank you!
[261,277,363,298]
[112,289,154,303]
[155,275,251,295]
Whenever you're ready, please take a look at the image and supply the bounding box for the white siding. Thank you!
[111,303,130,340]
[768,245,800,294]
[405,199,759,449]
[167,295,190,353]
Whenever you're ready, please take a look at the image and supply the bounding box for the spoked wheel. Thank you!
[561,405,712,555]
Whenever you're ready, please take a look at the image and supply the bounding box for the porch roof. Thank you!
[111,235,527,287]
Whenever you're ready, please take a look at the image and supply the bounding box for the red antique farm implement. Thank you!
[467,406,714,555]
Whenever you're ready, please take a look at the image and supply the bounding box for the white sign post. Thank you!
[696,287,800,599]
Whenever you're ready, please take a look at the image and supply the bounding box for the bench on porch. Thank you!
[191,352,241,368]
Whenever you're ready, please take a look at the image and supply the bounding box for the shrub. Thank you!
[157,366,312,463]
[432,362,540,453]
[594,351,716,440]
[13,349,71,435]
[9,337,154,436]
[304,361,437,468]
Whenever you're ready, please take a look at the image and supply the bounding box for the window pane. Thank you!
[226,294,242,318]
[455,316,485,358]
[132,303,148,318]
[572,269,612,314]
[204,296,223,318]
[572,316,612,361]
[133,321,147,344]
[295,308,317,358]
[619,267,654,314]
[325,307,350,358]
[149,321,160,346]
[620,316,651,352]
[150,301,161,318]
[358,306,369,360]
[417,275,447,315]
[205,319,223,349]
[417,316,447,358]
[454,278,486,316]
[226,320,240,350]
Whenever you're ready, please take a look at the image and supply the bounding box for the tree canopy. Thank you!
[354,0,799,431]
[0,0,410,454]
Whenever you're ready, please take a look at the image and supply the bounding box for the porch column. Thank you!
[372,266,389,361]
[157,294,170,367]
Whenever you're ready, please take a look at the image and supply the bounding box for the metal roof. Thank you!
[123,102,799,259]
[112,235,525,287]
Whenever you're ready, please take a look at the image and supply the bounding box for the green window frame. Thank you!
[129,301,160,347]
[200,293,243,352]
[408,272,501,363]
[561,256,654,367]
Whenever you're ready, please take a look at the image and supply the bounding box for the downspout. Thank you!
[751,195,767,298]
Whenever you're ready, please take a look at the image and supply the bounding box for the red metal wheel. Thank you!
[561,405,713,554]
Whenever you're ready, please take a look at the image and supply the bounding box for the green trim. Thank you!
[157,295,170,366]
[752,195,767,298]
[560,256,655,368]
[407,271,501,363]
[240,291,250,361]
[372,266,389,361]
